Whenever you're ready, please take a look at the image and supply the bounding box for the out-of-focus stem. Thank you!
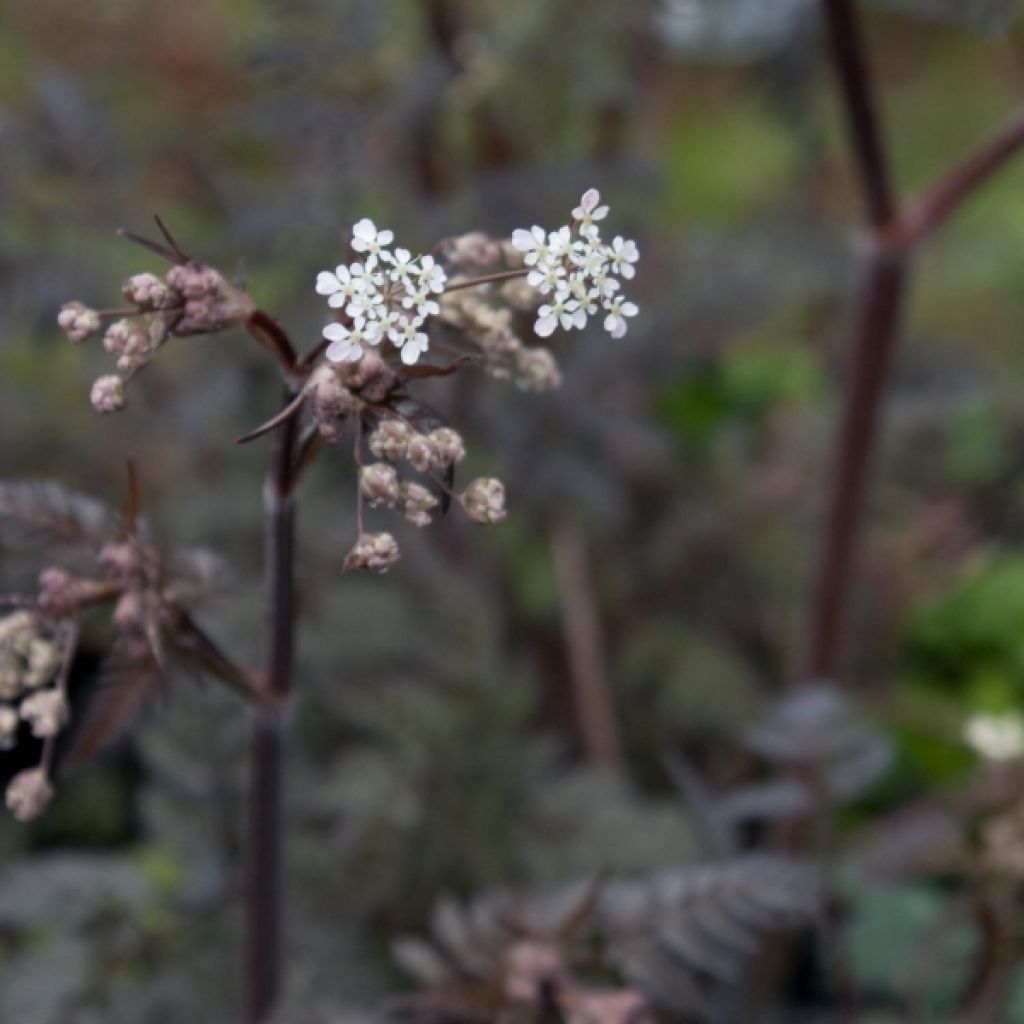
[807,1,1024,679]
[550,515,622,767]
[805,247,907,677]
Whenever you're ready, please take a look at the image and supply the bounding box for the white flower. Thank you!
[607,236,639,279]
[417,254,447,293]
[965,712,1024,761]
[402,286,440,318]
[351,218,394,261]
[603,297,638,338]
[535,297,584,338]
[513,187,639,342]
[389,248,416,284]
[527,262,567,295]
[512,225,548,266]
[572,188,609,235]
[546,226,574,260]
[399,330,429,365]
[323,320,381,363]
[316,265,365,309]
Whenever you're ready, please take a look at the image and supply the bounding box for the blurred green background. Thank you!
[5,1,1024,1021]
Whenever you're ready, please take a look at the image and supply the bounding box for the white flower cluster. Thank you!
[512,189,639,340]
[317,219,447,367]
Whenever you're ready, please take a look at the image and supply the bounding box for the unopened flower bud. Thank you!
[359,463,401,508]
[113,591,145,632]
[399,482,438,527]
[306,366,356,442]
[336,350,396,403]
[0,707,18,750]
[102,318,145,357]
[90,375,125,413]
[122,272,170,309]
[343,532,401,574]
[368,419,412,461]
[99,541,143,583]
[406,433,439,474]
[461,478,507,524]
[515,347,562,392]
[426,428,466,466]
[57,302,102,344]
[6,768,54,822]
[165,263,223,300]
[449,232,504,268]
[19,689,67,739]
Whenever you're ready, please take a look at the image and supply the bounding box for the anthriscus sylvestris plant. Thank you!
[14,193,640,1021]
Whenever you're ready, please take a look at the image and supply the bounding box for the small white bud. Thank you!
[6,768,54,822]
[406,433,440,474]
[122,272,170,309]
[57,302,102,344]
[399,482,438,527]
[515,347,562,392]
[19,689,67,739]
[368,419,412,461]
[461,478,507,524]
[427,428,466,466]
[90,375,125,413]
[359,463,401,508]
[343,532,401,574]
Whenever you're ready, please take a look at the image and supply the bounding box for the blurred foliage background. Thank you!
[6,1,1024,1021]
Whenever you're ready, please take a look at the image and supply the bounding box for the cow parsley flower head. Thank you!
[512,189,639,341]
[317,220,448,367]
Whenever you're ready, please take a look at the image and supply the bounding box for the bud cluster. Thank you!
[58,260,255,414]
[2,533,171,822]
[341,414,506,573]
[0,611,70,821]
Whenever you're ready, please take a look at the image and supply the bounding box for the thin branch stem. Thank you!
[899,108,1024,248]
[443,268,529,293]
[549,514,622,767]
[241,384,301,1024]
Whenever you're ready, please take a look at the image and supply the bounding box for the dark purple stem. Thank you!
[806,1,1024,679]
[241,385,300,1024]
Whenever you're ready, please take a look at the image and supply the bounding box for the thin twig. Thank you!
[443,268,529,293]
[549,514,622,767]
[899,108,1024,248]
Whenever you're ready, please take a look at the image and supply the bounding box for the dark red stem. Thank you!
[241,386,300,1023]
[805,1,1024,679]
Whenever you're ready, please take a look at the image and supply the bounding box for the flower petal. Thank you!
[315,271,341,295]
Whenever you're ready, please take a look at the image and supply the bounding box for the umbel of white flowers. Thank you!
[315,190,639,367]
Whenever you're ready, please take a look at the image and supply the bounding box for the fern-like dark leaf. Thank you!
[65,636,161,766]
[601,856,821,1015]
[0,480,116,553]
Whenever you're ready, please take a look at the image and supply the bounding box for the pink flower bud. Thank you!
[19,689,67,739]
[359,463,401,508]
[57,302,102,344]
[90,375,125,414]
[6,768,54,822]
[399,482,438,527]
[122,272,170,309]
[426,428,466,466]
[406,434,440,474]
[461,478,507,524]
[343,532,400,574]
[368,419,412,461]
